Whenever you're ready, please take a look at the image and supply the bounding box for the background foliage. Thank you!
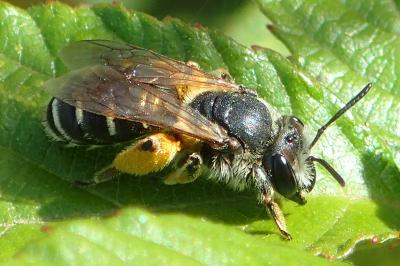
[0,0,399,265]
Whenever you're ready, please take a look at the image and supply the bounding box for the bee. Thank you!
[43,40,372,239]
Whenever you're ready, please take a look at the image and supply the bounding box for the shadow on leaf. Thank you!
[361,151,400,230]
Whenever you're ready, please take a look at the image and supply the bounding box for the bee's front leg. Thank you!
[253,166,292,240]
[263,192,292,240]
[163,152,203,185]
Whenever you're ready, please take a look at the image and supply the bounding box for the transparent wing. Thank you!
[59,40,244,100]
[44,65,230,148]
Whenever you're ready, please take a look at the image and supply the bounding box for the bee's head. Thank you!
[263,115,316,204]
[262,83,372,205]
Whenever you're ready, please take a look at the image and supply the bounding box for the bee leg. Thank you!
[187,62,233,83]
[73,133,181,187]
[113,133,181,176]
[73,167,120,188]
[253,166,292,240]
[163,152,203,185]
[73,180,97,188]
[186,60,200,69]
[211,67,257,96]
[210,68,233,82]
[264,192,292,240]
[238,84,258,97]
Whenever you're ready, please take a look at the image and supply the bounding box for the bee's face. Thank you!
[263,116,316,204]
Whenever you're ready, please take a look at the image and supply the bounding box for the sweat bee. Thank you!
[43,40,372,239]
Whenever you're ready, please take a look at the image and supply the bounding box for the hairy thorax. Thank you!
[201,147,263,191]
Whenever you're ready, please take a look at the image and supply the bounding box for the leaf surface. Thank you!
[257,0,400,258]
[0,1,398,264]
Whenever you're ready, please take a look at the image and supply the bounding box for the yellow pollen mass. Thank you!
[113,133,181,175]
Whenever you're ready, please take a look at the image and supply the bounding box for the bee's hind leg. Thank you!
[73,133,181,188]
[73,167,120,188]
[163,152,203,185]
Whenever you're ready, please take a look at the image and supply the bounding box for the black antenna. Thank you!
[309,83,372,149]
[308,156,345,186]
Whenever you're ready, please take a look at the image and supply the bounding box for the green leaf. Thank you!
[7,208,344,266]
[257,0,400,257]
[0,1,398,264]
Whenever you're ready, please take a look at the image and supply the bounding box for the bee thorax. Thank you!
[190,92,273,152]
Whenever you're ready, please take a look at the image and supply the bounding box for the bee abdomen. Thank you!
[44,98,151,144]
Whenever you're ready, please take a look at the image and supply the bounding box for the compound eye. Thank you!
[264,153,306,205]
[269,153,298,199]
